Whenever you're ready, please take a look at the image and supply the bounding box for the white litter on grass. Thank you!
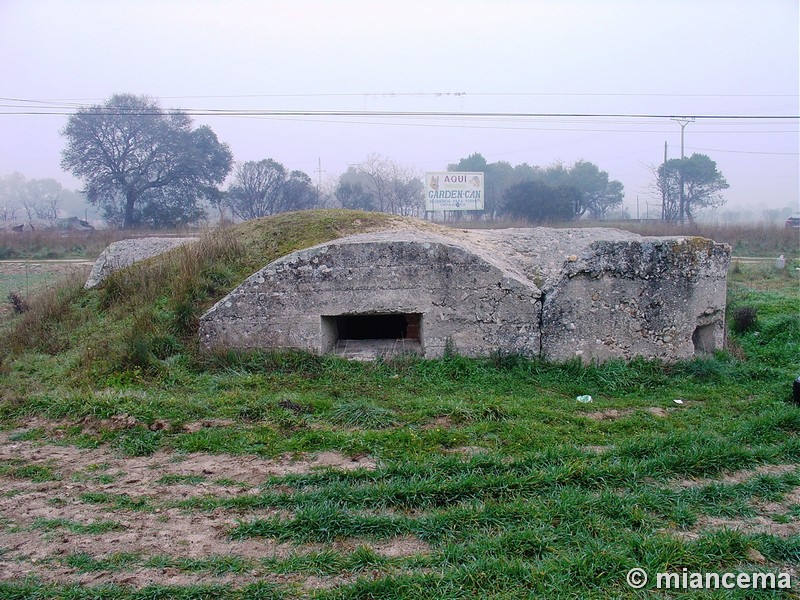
[673,399,685,405]
[576,395,593,403]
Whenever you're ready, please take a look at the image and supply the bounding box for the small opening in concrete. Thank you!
[692,322,716,355]
[336,313,419,340]
[322,313,422,360]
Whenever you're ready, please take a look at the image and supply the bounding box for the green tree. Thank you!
[565,160,625,219]
[657,153,729,223]
[61,93,232,229]
[539,160,624,219]
[125,187,208,229]
[503,180,580,223]
[447,154,623,220]
[335,181,375,211]
[282,170,318,213]
[448,153,517,218]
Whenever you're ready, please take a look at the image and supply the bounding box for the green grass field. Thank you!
[0,262,92,301]
[0,269,46,300]
[0,211,798,598]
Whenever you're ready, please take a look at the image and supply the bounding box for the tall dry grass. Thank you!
[3,226,244,372]
[98,227,244,311]
[3,271,87,354]
[97,227,245,373]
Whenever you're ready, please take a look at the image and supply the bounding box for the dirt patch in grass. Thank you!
[324,535,431,558]
[0,421,383,589]
[673,514,800,541]
[669,463,799,490]
[584,408,633,421]
[666,465,800,540]
[581,445,613,454]
[420,416,454,430]
[370,535,431,558]
[584,406,672,420]
[446,445,489,457]
[5,417,377,481]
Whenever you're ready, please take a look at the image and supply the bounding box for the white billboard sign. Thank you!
[424,172,484,212]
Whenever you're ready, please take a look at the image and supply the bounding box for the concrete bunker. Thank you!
[84,237,197,289]
[199,229,542,360]
[199,225,730,363]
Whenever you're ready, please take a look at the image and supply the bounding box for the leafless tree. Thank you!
[343,154,423,216]
[24,178,62,221]
[359,154,395,213]
[390,168,424,216]
[0,173,27,221]
[0,203,18,221]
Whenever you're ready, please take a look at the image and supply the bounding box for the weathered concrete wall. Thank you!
[199,225,730,363]
[199,230,542,358]
[85,237,197,289]
[541,238,730,362]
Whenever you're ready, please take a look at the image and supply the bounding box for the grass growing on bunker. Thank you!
[0,211,798,598]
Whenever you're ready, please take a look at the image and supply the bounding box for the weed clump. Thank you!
[113,428,163,457]
[731,306,758,333]
[329,400,399,429]
[7,291,28,314]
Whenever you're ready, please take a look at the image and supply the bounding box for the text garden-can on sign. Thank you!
[424,172,484,212]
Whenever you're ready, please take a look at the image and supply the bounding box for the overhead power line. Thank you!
[686,146,800,156]
[1,106,797,120]
[2,91,798,101]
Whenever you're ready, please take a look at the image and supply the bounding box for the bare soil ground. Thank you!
[662,463,800,584]
[583,405,676,420]
[0,420,428,590]
[2,417,797,590]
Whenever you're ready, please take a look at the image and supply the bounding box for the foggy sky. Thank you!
[1,0,798,217]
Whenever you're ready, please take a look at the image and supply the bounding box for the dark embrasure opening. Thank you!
[329,313,420,340]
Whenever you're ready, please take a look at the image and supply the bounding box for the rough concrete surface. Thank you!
[84,237,197,289]
[200,224,730,363]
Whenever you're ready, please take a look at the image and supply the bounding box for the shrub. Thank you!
[7,291,28,314]
[731,306,758,333]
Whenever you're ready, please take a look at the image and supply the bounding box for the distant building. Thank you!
[0,217,94,233]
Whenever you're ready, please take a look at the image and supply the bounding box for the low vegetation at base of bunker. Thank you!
[0,211,798,598]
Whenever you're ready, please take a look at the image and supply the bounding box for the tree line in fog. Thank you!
[1,93,737,230]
